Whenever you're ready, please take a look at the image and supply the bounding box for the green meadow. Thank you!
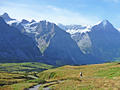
[0,62,53,90]
[1,62,120,90]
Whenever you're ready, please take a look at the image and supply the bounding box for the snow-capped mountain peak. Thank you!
[30,19,36,23]
[90,19,119,32]
[21,19,30,24]
[93,19,112,27]
[99,20,112,27]
[1,13,15,21]
[101,20,109,26]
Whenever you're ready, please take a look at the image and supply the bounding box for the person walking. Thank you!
[80,72,83,78]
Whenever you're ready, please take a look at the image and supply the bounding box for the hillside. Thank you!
[38,62,120,90]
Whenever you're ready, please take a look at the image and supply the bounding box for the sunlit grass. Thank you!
[0,62,54,73]
[38,62,120,90]
[0,62,53,90]
[1,62,120,90]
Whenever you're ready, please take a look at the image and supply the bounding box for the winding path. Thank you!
[29,84,42,90]
[29,80,64,90]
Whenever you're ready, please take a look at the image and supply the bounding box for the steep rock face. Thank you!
[72,33,92,54]
[34,21,55,53]
[59,24,92,54]
[0,17,42,62]
[35,21,87,65]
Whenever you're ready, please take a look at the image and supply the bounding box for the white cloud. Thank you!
[0,2,100,25]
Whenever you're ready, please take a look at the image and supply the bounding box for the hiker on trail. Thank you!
[80,72,83,78]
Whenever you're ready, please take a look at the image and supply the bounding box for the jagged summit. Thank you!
[101,19,109,23]
[99,20,112,27]
[94,19,109,25]
[30,19,36,23]
[1,13,15,21]
[91,19,117,32]
[1,13,9,18]
[39,20,54,27]
[58,24,87,30]
[94,19,113,27]
[21,19,30,24]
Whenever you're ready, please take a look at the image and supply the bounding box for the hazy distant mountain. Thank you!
[0,17,42,62]
[58,24,91,33]
[58,24,87,31]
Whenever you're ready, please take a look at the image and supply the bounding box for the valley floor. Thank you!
[1,62,120,90]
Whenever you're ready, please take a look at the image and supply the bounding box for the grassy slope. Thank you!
[38,62,120,90]
[0,62,54,73]
[1,62,120,90]
[0,62,53,90]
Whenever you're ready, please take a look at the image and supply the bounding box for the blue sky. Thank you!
[0,0,120,27]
